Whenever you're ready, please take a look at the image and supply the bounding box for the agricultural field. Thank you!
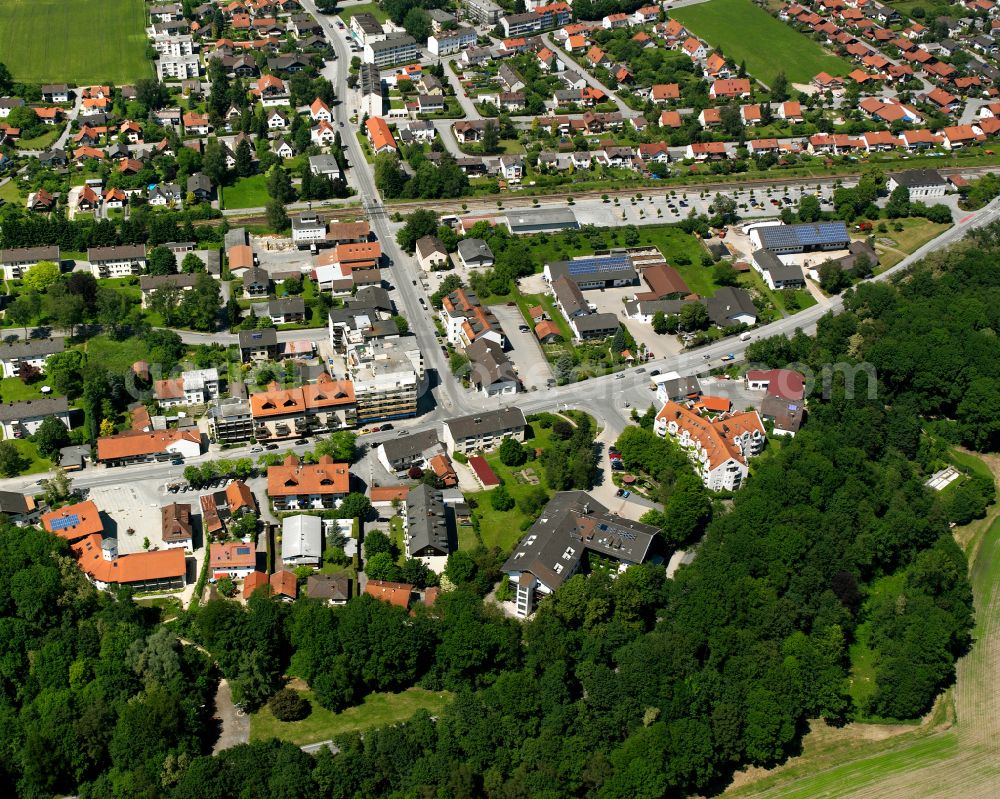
[673,0,852,86]
[0,0,151,84]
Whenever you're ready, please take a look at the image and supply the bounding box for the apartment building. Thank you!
[87,245,147,278]
[347,339,424,424]
[654,402,766,491]
[0,337,65,378]
[442,407,526,455]
[364,34,418,68]
[208,397,254,444]
[249,373,357,440]
[153,368,221,407]
[428,26,477,56]
[267,454,351,511]
[0,245,60,280]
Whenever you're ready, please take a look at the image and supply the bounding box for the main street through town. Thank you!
[2,6,999,499]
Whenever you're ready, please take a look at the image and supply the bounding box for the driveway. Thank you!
[489,304,552,390]
[212,678,250,754]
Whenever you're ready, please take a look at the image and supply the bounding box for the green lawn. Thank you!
[15,127,61,151]
[9,438,52,476]
[673,0,852,86]
[469,418,559,553]
[0,376,54,402]
[0,180,22,206]
[0,0,151,84]
[82,333,156,375]
[870,218,952,272]
[949,449,993,482]
[338,2,389,23]
[221,175,270,210]
[250,687,452,746]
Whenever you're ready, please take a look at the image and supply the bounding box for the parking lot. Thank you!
[489,304,553,390]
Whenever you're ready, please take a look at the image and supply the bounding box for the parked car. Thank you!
[615,488,624,497]
[265,443,279,450]
[295,438,308,445]
[250,445,263,453]
[380,423,393,431]
[621,490,631,498]
[170,458,184,465]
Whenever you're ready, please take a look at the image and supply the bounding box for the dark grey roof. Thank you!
[87,245,146,262]
[657,375,701,400]
[238,327,277,348]
[405,484,450,557]
[572,312,619,333]
[706,286,757,327]
[352,12,384,35]
[552,275,588,316]
[760,394,804,433]
[224,227,248,250]
[268,297,306,316]
[504,207,579,232]
[753,250,803,283]
[445,407,526,440]
[457,238,493,263]
[0,338,65,360]
[502,491,658,591]
[139,273,199,291]
[379,429,441,464]
[307,573,350,601]
[0,245,59,264]
[466,338,516,387]
[887,168,947,189]
[244,265,270,286]
[0,491,31,515]
[367,33,416,51]
[187,172,212,193]
[0,396,69,422]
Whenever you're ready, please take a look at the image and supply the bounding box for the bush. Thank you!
[453,451,468,464]
[498,437,527,467]
[490,484,515,512]
[268,688,311,722]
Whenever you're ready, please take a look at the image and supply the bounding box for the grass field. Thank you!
[221,175,270,210]
[337,2,389,23]
[0,0,151,84]
[0,376,54,402]
[673,0,852,86]
[727,458,1000,799]
[250,687,452,746]
[870,219,952,271]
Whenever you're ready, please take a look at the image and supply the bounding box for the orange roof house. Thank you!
[270,570,297,600]
[71,535,186,589]
[365,579,413,608]
[267,454,351,506]
[226,480,257,514]
[42,500,103,541]
[365,117,397,154]
[243,570,268,598]
[695,395,732,414]
[211,541,258,577]
[227,244,254,271]
[651,83,680,102]
[96,429,200,464]
[369,485,411,504]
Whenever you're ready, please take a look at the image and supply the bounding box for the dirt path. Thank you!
[212,678,250,754]
[726,452,1000,799]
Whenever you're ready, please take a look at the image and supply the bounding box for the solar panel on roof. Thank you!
[237,546,251,555]
[566,254,633,275]
[50,514,79,531]
[759,222,848,249]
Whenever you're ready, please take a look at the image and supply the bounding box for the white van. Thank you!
[740,332,752,341]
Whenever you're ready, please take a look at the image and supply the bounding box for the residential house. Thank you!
[210,541,257,580]
[96,429,202,467]
[442,407,526,454]
[161,502,193,551]
[0,338,65,378]
[281,514,323,566]
[415,235,448,271]
[88,245,146,278]
[267,454,351,511]
[0,397,70,440]
[404,484,451,571]
[466,338,518,397]
[0,245,60,281]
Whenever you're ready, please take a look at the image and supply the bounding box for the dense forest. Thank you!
[7,225,1000,796]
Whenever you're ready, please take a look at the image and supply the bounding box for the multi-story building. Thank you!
[464,0,503,24]
[267,454,351,511]
[503,491,659,616]
[153,368,221,407]
[208,397,254,444]
[404,484,451,572]
[0,245,60,280]
[161,502,194,551]
[364,34,418,67]
[157,55,202,80]
[428,26,478,56]
[654,402,766,491]
[376,429,443,473]
[442,407,526,455]
[347,339,424,424]
[291,212,327,248]
[96,429,202,467]
[358,62,384,118]
[87,245,147,278]
[350,12,385,46]
[0,397,70,439]
[249,373,357,440]
[238,328,279,362]
[439,287,505,349]
[0,337,65,378]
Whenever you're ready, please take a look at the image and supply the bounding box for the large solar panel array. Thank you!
[566,254,633,276]
[49,514,80,531]
[759,222,848,250]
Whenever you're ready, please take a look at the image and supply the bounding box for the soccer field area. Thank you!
[0,0,151,85]
[672,0,852,86]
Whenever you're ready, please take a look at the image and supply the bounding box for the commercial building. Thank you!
[281,514,323,567]
[442,407,526,454]
[749,221,850,255]
[544,253,639,289]
[42,500,104,542]
[72,535,187,592]
[347,339,424,424]
[291,213,327,248]
[503,208,579,235]
[502,491,659,616]
[886,169,948,199]
[751,249,806,291]
[96,429,201,467]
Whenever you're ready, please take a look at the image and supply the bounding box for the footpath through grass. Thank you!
[672,0,852,85]
[250,687,452,746]
[0,0,151,84]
